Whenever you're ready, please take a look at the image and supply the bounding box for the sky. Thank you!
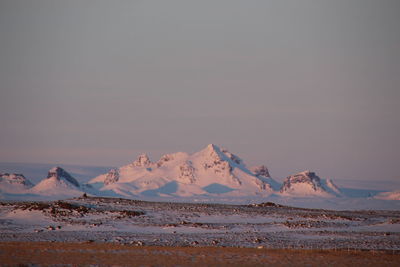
[1,0,399,182]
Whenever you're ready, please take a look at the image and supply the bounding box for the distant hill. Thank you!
[89,144,278,198]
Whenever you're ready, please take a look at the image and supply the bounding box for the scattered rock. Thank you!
[211,240,219,245]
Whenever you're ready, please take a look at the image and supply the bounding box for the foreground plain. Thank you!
[1,196,399,250]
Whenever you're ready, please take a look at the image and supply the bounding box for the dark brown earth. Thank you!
[1,242,399,267]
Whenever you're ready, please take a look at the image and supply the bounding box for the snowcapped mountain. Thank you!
[375,190,400,200]
[31,167,87,197]
[89,144,277,198]
[0,173,33,194]
[251,165,281,191]
[279,171,342,197]
[1,147,399,209]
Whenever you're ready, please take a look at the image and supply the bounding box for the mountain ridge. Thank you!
[89,144,277,198]
[30,166,86,197]
[88,144,344,198]
[2,144,396,205]
[279,170,342,197]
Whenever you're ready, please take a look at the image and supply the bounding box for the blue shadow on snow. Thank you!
[202,183,235,194]
[141,181,179,196]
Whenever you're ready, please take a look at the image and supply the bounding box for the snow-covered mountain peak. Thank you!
[0,173,33,194]
[46,167,80,187]
[0,173,33,187]
[206,143,219,152]
[280,171,341,197]
[281,171,321,191]
[194,144,243,167]
[89,144,278,197]
[193,145,241,182]
[30,167,85,197]
[294,170,313,177]
[132,154,151,167]
[157,152,189,167]
[195,143,223,159]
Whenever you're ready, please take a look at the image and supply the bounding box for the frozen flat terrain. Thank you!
[1,196,399,250]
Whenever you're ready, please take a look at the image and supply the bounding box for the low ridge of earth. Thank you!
[1,196,399,251]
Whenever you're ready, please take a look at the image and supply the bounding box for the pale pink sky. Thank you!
[0,0,399,181]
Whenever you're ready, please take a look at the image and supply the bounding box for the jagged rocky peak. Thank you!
[160,154,174,163]
[104,168,119,185]
[47,167,80,187]
[199,144,242,185]
[0,173,33,187]
[132,154,151,167]
[201,144,223,165]
[178,161,196,184]
[280,170,322,193]
[157,153,175,167]
[252,165,270,178]
[206,143,219,151]
[202,154,232,174]
[202,144,239,163]
[202,144,221,158]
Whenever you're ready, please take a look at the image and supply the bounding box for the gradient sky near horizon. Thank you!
[1,0,399,182]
